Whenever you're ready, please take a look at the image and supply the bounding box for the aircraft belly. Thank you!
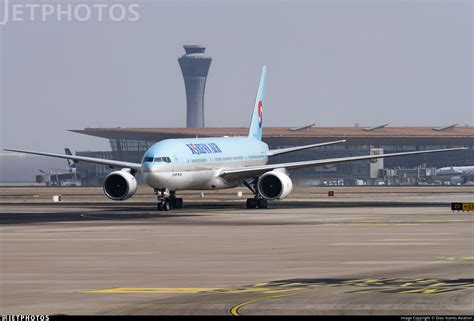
[143,158,267,191]
[144,169,234,191]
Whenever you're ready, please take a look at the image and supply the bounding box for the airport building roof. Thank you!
[71,126,474,141]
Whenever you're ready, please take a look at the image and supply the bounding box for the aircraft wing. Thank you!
[4,149,142,170]
[220,147,467,183]
[268,140,346,156]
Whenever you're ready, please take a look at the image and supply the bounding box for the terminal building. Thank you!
[72,125,473,186]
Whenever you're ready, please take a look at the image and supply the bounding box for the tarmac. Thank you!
[0,187,473,315]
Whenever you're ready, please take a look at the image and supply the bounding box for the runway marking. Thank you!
[400,288,457,294]
[229,294,295,316]
[280,282,304,287]
[84,287,219,294]
[247,278,474,295]
[214,287,303,294]
[85,278,474,301]
[437,256,474,261]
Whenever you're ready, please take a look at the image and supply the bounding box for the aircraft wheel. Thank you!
[257,198,268,209]
[170,197,184,208]
[246,198,258,209]
[157,202,163,211]
[163,201,171,211]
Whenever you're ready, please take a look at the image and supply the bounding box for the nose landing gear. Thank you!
[157,200,171,211]
[155,189,183,211]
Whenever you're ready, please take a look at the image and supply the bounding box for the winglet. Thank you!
[248,66,267,140]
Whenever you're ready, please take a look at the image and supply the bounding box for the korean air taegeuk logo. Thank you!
[258,100,263,128]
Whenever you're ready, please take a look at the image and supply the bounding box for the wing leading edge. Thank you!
[220,147,467,183]
[4,149,142,170]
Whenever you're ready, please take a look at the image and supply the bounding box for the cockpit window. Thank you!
[144,157,154,162]
[152,156,172,163]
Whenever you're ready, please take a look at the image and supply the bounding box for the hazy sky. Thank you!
[1,0,472,153]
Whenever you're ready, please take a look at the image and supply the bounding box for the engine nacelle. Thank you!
[257,170,293,200]
[103,170,137,201]
[450,176,466,185]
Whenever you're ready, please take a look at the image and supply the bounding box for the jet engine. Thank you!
[257,170,293,200]
[450,176,466,185]
[103,170,137,201]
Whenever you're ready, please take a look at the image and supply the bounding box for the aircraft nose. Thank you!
[142,162,155,173]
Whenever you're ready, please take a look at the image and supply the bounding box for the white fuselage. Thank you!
[435,166,474,176]
[141,136,269,191]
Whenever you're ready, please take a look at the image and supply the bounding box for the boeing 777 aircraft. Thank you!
[5,67,466,211]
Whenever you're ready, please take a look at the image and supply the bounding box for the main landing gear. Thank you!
[155,189,183,211]
[242,178,268,209]
[246,197,268,209]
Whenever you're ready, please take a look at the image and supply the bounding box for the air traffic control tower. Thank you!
[178,45,212,128]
